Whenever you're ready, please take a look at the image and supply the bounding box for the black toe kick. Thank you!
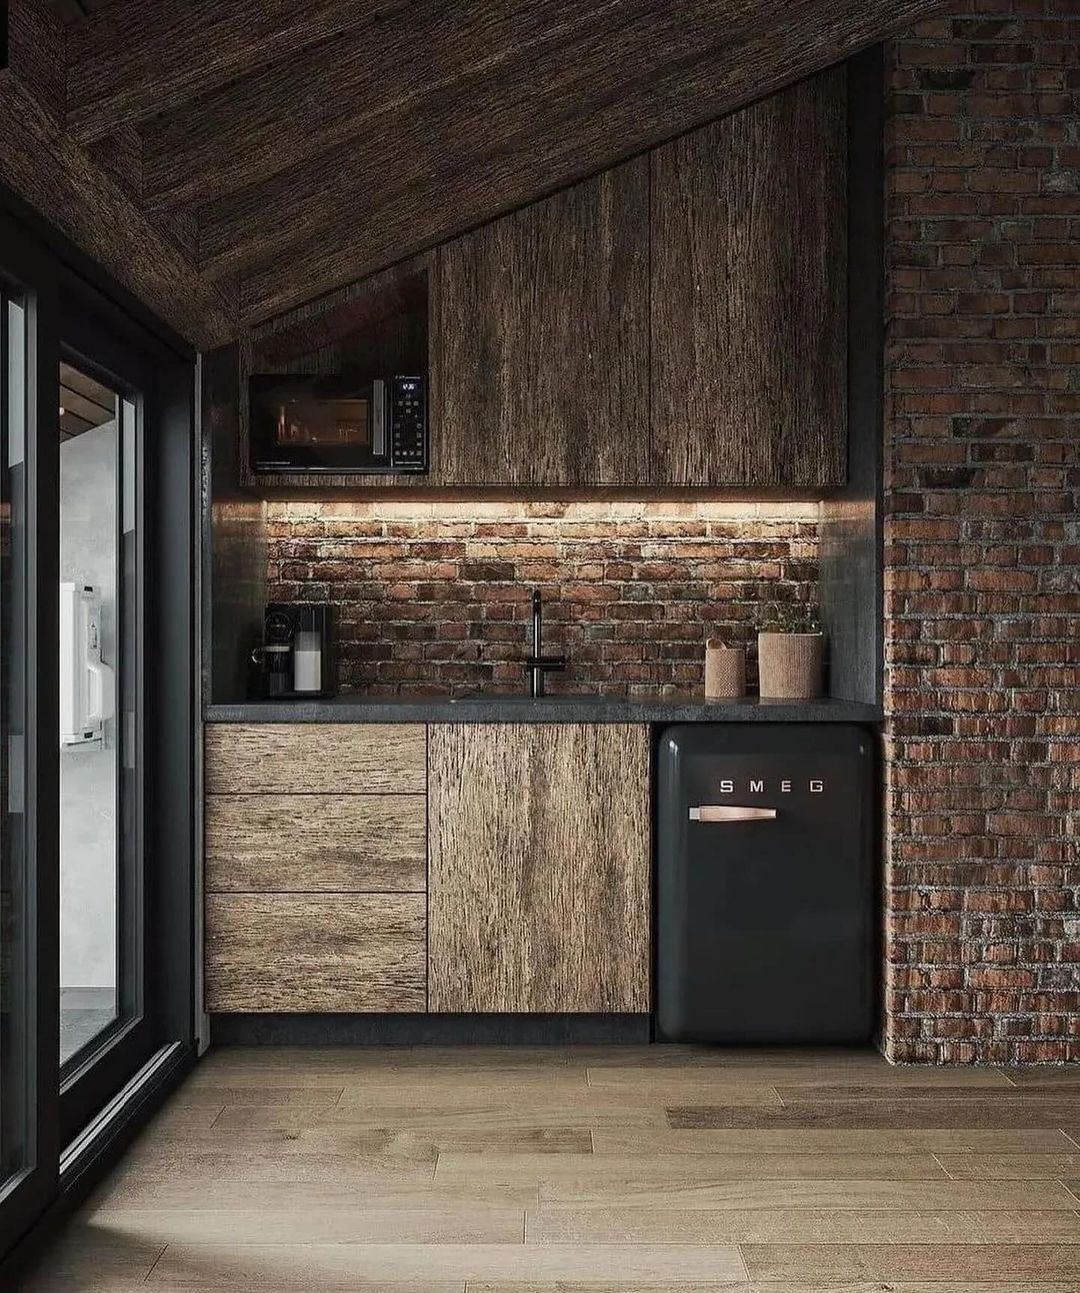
[209,1013,653,1046]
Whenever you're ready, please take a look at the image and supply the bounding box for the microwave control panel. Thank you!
[389,376,428,472]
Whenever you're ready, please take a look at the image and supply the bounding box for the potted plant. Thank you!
[757,604,825,700]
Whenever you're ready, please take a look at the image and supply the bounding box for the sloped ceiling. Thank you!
[11,0,948,345]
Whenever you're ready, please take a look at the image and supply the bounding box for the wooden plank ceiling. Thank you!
[12,0,948,345]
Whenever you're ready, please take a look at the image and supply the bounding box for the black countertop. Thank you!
[204,694,882,724]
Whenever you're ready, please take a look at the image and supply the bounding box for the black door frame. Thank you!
[0,186,197,1259]
[0,208,62,1259]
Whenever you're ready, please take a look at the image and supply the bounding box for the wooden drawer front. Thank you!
[205,794,427,894]
[205,894,426,1012]
[205,723,426,795]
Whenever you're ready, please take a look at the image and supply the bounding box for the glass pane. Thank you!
[59,360,122,1067]
[1,292,30,1186]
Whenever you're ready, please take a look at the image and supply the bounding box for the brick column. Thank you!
[884,0,1079,1062]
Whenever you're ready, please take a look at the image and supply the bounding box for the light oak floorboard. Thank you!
[88,1176,543,1211]
[331,1072,597,1105]
[1005,1068,1080,1087]
[142,1242,747,1285]
[669,1100,1080,1129]
[435,1151,950,1187]
[171,1086,344,1108]
[215,1100,670,1131]
[594,1128,1075,1155]
[101,1147,435,1185]
[528,1205,1080,1244]
[539,1179,1077,1209]
[772,1084,1049,1101]
[588,1068,1013,1093]
[740,1242,1080,1282]
[84,1205,526,1244]
[470,1284,1080,1293]
[143,1125,591,1157]
[936,1154,1080,1180]
[18,1227,166,1282]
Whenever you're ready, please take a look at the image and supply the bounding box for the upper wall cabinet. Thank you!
[650,66,848,488]
[431,158,650,487]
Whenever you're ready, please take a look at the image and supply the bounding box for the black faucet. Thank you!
[524,589,566,698]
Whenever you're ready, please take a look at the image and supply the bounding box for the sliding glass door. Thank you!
[57,342,150,1144]
[0,202,196,1261]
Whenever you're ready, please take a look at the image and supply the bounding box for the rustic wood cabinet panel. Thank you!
[650,65,848,488]
[431,158,649,486]
[205,894,426,1012]
[428,723,650,1013]
[205,793,427,894]
[205,723,426,795]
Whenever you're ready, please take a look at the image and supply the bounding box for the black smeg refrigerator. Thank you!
[656,724,875,1043]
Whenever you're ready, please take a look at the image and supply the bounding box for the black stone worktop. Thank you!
[204,694,882,725]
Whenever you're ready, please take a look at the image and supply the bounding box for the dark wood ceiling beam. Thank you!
[0,55,237,346]
[190,0,947,322]
[66,0,415,141]
[138,0,634,212]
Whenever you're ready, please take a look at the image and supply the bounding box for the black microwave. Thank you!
[249,374,427,475]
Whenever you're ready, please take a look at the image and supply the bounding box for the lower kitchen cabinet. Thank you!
[203,721,429,1014]
[205,894,427,1013]
[427,723,651,1013]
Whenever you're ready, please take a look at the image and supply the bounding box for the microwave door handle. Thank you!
[372,380,387,459]
[689,805,778,822]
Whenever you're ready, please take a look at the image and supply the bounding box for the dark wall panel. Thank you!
[650,66,848,488]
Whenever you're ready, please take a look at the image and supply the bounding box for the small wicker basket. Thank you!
[757,631,825,700]
[704,640,746,699]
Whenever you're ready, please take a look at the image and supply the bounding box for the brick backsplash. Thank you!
[883,1,1079,1063]
[265,501,820,697]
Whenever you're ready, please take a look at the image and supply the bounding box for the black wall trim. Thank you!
[211,1013,653,1046]
[818,44,885,707]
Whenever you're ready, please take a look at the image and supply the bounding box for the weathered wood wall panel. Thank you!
[428,723,650,1013]
[183,0,944,322]
[204,723,427,795]
[205,793,427,894]
[431,160,649,487]
[650,66,848,488]
[205,893,426,1012]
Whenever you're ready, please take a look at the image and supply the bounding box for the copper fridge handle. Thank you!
[689,805,778,822]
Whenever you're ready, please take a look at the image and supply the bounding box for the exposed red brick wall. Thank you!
[884,0,1079,1062]
[266,501,819,696]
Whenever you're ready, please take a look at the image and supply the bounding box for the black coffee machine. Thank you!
[252,603,336,699]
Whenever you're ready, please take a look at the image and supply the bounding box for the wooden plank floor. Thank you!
[22,1045,1080,1291]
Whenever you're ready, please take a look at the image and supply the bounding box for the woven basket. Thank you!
[704,641,746,699]
[757,631,825,700]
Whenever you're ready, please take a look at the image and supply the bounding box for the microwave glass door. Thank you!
[275,395,372,448]
[250,376,387,473]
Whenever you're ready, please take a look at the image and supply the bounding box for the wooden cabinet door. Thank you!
[431,159,649,486]
[650,65,848,488]
[428,723,650,1013]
